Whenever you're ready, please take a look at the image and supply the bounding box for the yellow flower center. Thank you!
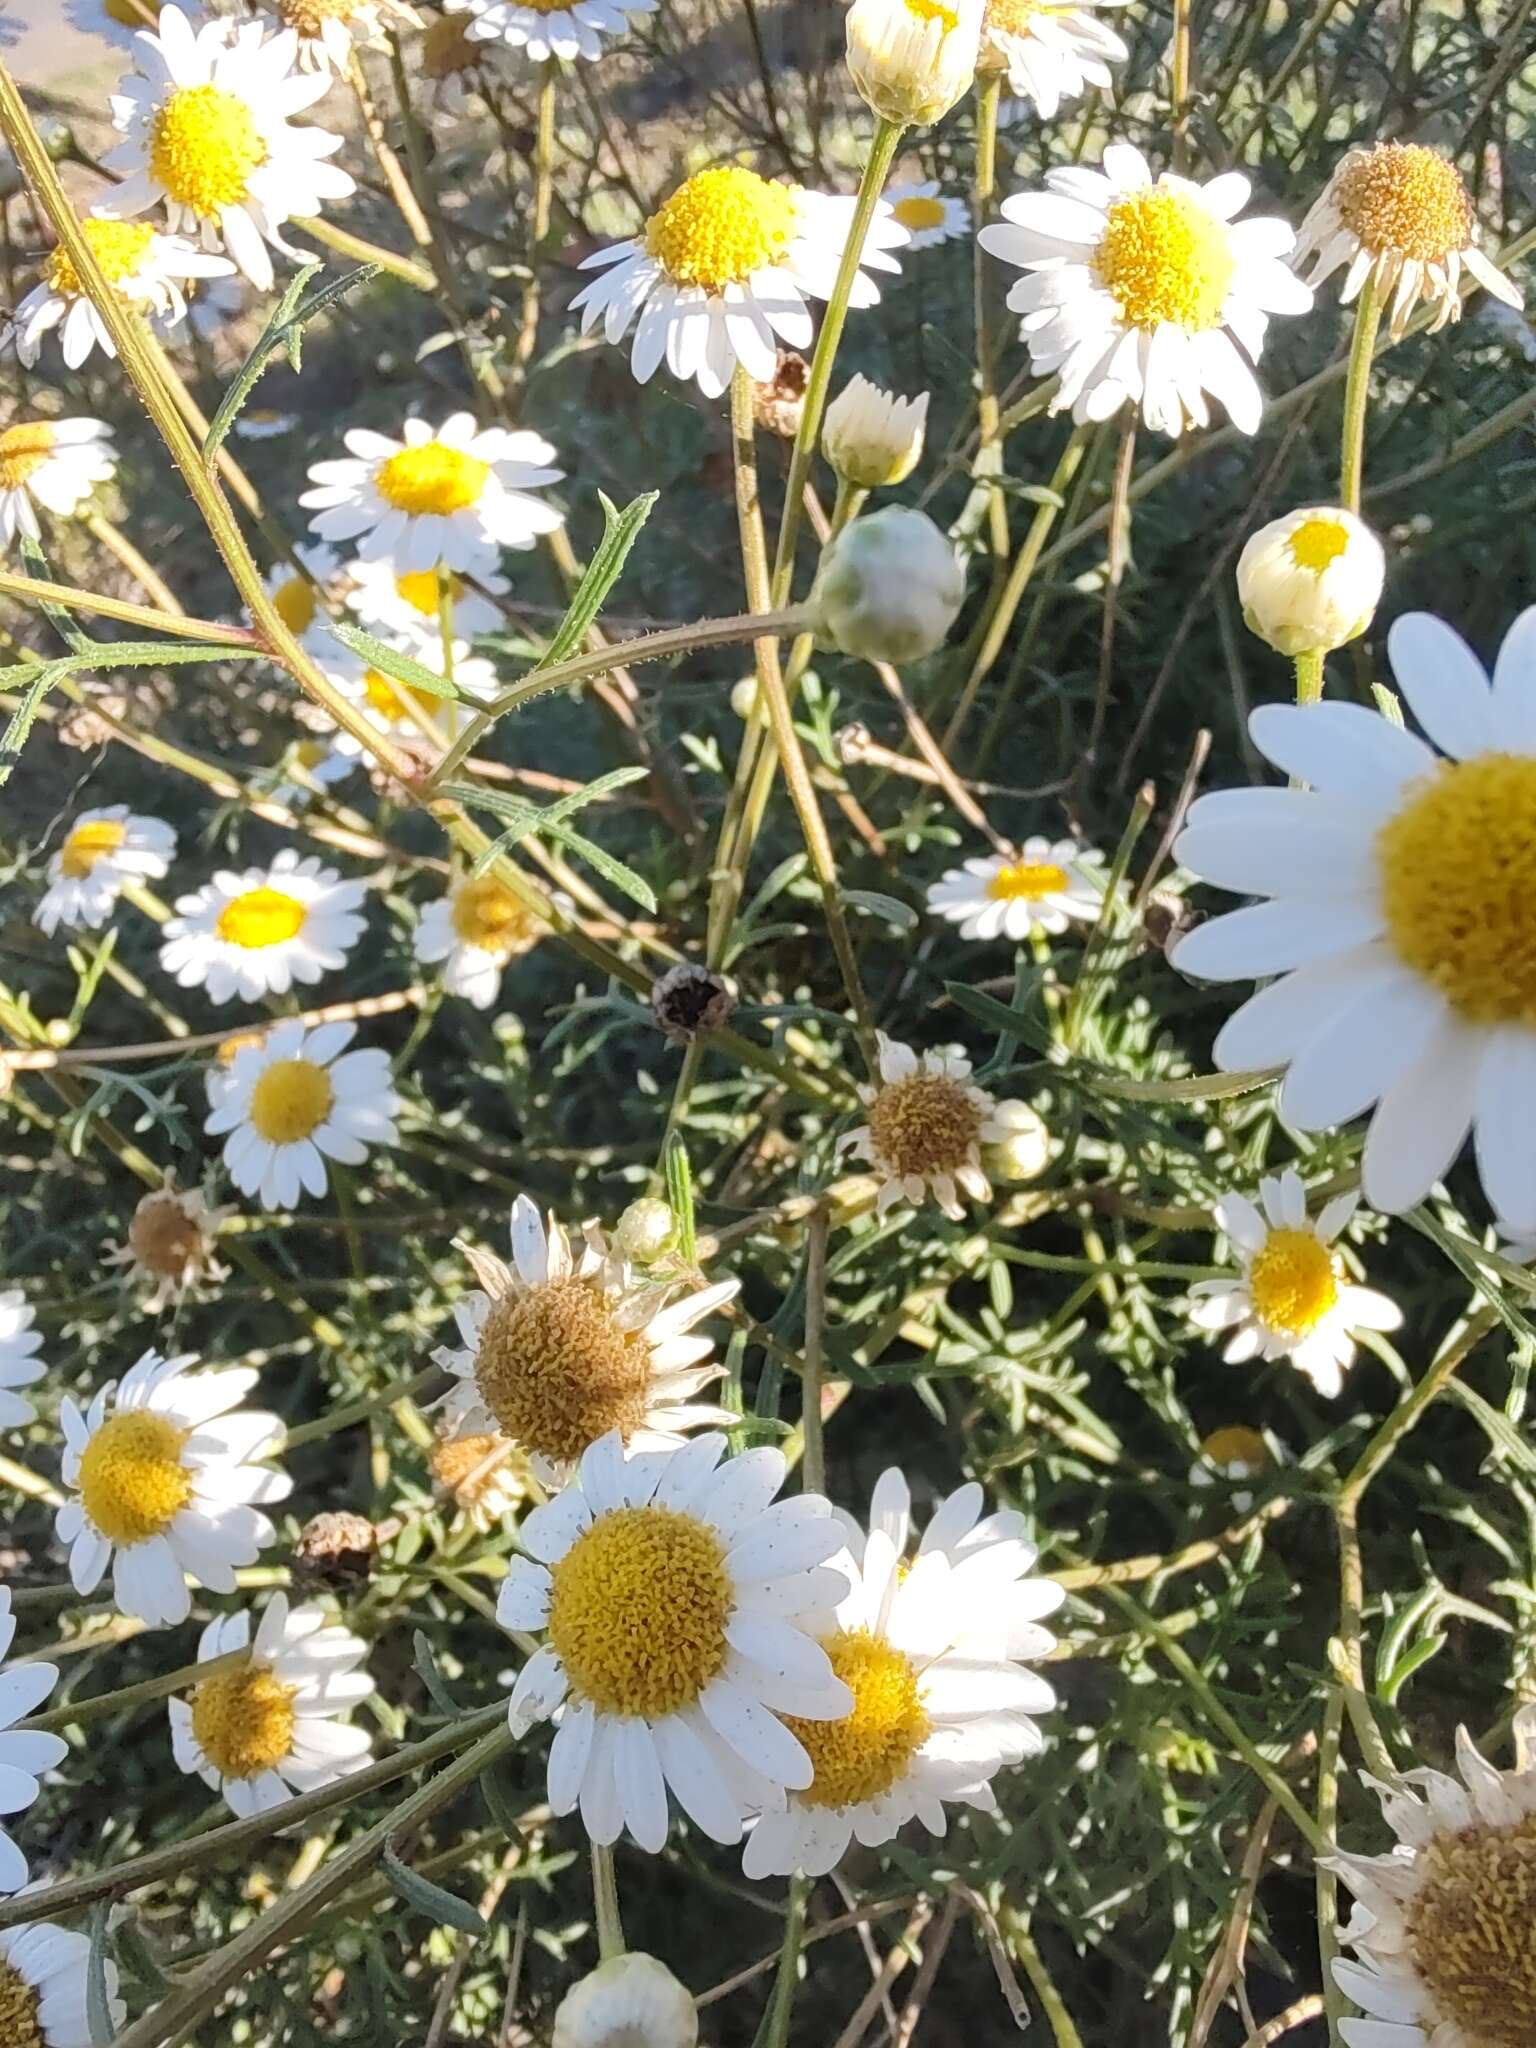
[0,1961,43,2048]
[1247,1227,1339,1336]
[473,1278,651,1464]
[987,859,1068,902]
[548,1504,733,1718]
[1200,1424,1270,1471]
[450,875,537,954]
[1335,143,1473,263]
[1288,515,1351,571]
[986,0,1048,30]
[395,567,463,617]
[893,195,948,233]
[906,0,960,24]
[431,1431,528,1510]
[1407,1814,1536,2048]
[272,574,318,636]
[248,1058,334,1144]
[1378,755,1536,1026]
[423,13,480,73]
[127,1190,211,1281]
[77,1409,192,1546]
[276,0,356,32]
[150,85,268,217]
[190,1659,299,1780]
[0,423,56,493]
[60,816,128,878]
[375,441,490,517]
[1096,186,1236,332]
[643,167,802,293]
[784,1628,930,1810]
[361,668,444,726]
[216,885,308,950]
[44,217,157,299]
[104,0,161,21]
[866,1072,984,1181]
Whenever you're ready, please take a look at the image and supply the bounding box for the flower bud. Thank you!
[982,1100,1050,1182]
[846,0,984,126]
[614,1197,676,1265]
[810,506,966,664]
[1235,506,1385,657]
[823,373,929,489]
[730,675,759,718]
[553,1953,697,2048]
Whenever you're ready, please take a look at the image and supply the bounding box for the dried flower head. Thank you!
[106,1179,230,1311]
[650,964,738,1043]
[292,1510,378,1587]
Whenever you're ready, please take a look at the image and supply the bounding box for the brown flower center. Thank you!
[866,1073,983,1180]
[1335,143,1473,263]
[473,1278,651,1464]
[1408,1815,1536,2048]
[127,1190,211,1281]
[0,1960,43,2048]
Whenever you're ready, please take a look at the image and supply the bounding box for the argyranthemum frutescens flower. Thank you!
[1329,1725,1536,2048]
[343,555,509,641]
[496,1430,854,1852]
[979,143,1313,435]
[170,1592,374,1816]
[553,1953,696,2048]
[66,0,173,46]
[0,1922,123,2048]
[56,1349,292,1628]
[0,419,115,549]
[1188,1170,1400,1398]
[570,166,907,400]
[267,0,420,74]
[977,0,1128,117]
[33,807,175,938]
[1294,141,1522,340]
[0,1291,44,1431]
[107,1179,229,1311]
[435,1193,738,1482]
[743,1468,1063,1877]
[0,1588,68,1893]
[884,180,970,251]
[101,5,355,291]
[1235,505,1386,659]
[205,1020,400,1210]
[823,373,928,490]
[841,1032,1038,1219]
[13,216,234,369]
[418,10,510,109]
[846,0,983,127]
[255,541,340,641]
[1174,607,1536,1229]
[301,413,564,574]
[444,0,656,62]
[414,872,544,1010]
[926,838,1102,943]
[160,847,367,1002]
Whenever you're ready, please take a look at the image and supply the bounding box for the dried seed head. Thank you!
[650,964,737,1043]
[292,1510,378,1585]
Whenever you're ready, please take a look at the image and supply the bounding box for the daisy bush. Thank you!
[3,2,1536,2045]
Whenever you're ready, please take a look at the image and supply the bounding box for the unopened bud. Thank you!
[983,1100,1050,1182]
[1235,506,1385,657]
[846,0,984,126]
[810,507,966,664]
[614,1197,677,1264]
[823,373,928,489]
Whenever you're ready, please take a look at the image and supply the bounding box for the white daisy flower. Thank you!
[1329,1725,1536,2048]
[169,1591,375,1817]
[100,4,356,292]
[840,1032,1040,1219]
[0,1292,44,1433]
[56,1349,292,1629]
[265,0,421,74]
[0,1590,69,1894]
[232,407,298,441]
[33,806,176,938]
[343,555,509,641]
[252,541,341,641]
[300,413,564,574]
[184,268,245,339]
[434,1192,739,1484]
[205,1019,400,1210]
[846,0,983,127]
[0,419,115,549]
[1173,607,1536,1229]
[13,216,233,369]
[553,1954,697,2048]
[413,872,543,1010]
[884,179,970,251]
[311,632,498,758]
[443,0,655,63]
[570,165,908,400]
[1235,506,1386,659]
[495,1430,854,1852]
[268,736,355,809]
[1294,141,1523,341]
[743,1468,1064,1878]
[1189,1424,1280,1513]
[979,143,1313,436]
[0,1921,124,2046]
[105,1178,231,1312]
[1188,1171,1400,1399]
[64,0,171,47]
[977,0,1129,118]
[159,848,367,1003]
[925,838,1102,942]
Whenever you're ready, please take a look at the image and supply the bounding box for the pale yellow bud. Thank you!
[983,1100,1051,1182]
[1235,506,1385,657]
[846,0,984,126]
[614,1197,677,1264]
[823,373,929,488]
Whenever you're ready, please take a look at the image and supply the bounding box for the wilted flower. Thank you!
[106,1179,230,1310]
[810,507,966,664]
[650,963,737,1042]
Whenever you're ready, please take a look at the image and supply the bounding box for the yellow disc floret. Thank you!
[985,0,1045,32]
[361,669,442,726]
[473,1278,652,1463]
[375,442,490,517]
[548,1504,733,1717]
[78,1409,192,1545]
[105,0,161,21]
[1247,1227,1339,1336]
[1201,1424,1270,1471]
[867,1072,984,1180]
[1407,1814,1536,2048]
[60,817,127,879]
[785,1629,930,1809]
[906,0,960,23]
[191,1659,299,1780]
[0,1960,43,2048]
[395,567,461,617]
[1288,515,1351,571]
[275,0,356,32]
[216,886,308,950]
[1335,143,1473,263]
[893,195,948,234]
[0,423,57,493]
[1096,187,1236,331]
[150,84,268,216]
[45,218,157,300]
[644,167,802,292]
[1378,755,1536,1025]
[248,1058,334,1145]
[987,859,1068,902]
[450,875,538,954]
[271,574,319,636]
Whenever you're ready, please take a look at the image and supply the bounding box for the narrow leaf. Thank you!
[539,491,657,670]
[665,1135,697,1264]
[549,822,657,913]
[326,621,462,699]
[842,889,918,932]
[0,660,72,788]
[412,1630,461,1715]
[382,1844,487,1935]
[204,262,378,458]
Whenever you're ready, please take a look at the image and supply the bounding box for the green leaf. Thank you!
[944,981,1054,1057]
[665,1135,697,1264]
[382,1844,488,1936]
[19,533,91,651]
[324,621,462,699]
[0,641,264,691]
[842,889,918,932]
[412,1630,462,1715]
[539,491,657,670]
[443,771,658,913]
[203,262,379,458]
[0,659,73,788]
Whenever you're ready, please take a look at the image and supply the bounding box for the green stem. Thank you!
[801,1203,829,1495]
[1339,276,1381,514]
[514,60,558,380]
[760,1874,810,2048]
[591,1842,626,1961]
[1294,648,1325,704]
